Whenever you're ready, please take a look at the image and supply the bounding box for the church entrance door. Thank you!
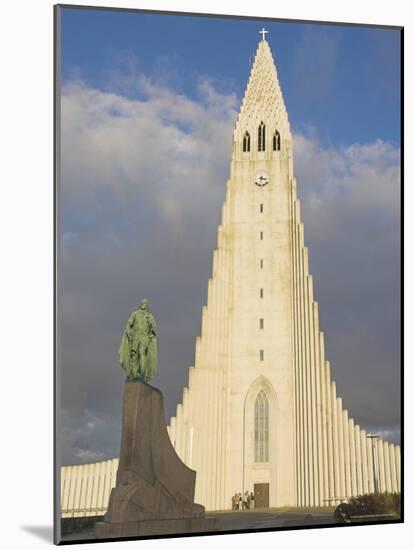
[253,483,269,508]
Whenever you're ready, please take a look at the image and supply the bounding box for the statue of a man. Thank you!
[118,299,158,382]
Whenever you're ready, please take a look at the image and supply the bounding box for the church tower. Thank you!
[167,32,400,510]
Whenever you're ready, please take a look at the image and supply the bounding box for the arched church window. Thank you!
[243,131,251,152]
[258,122,266,152]
[254,390,269,462]
[273,130,281,151]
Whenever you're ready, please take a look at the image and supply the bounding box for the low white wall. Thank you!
[60,458,119,518]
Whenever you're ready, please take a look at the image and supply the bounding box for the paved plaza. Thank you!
[61,507,338,542]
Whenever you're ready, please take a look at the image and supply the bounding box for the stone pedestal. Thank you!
[95,380,218,538]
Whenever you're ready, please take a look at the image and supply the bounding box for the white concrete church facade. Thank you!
[60,33,400,518]
[165,34,401,511]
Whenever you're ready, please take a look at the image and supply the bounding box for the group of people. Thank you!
[231,491,255,510]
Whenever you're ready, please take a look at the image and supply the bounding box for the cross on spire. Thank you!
[259,27,268,41]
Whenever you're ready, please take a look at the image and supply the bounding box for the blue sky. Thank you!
[58,6,401,464]
[61,7,401,149]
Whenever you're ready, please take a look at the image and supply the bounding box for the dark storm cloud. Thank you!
[59,78,400,464]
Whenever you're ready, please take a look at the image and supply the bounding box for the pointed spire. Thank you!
[234,36,291,141]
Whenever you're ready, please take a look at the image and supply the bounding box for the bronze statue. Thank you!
[118,299,157,381]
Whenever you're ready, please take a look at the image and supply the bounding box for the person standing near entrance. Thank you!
[250,491,255,509]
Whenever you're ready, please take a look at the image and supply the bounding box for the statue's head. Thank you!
[139,299,149,311]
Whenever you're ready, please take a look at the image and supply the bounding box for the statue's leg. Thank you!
[136,343,142,378]
[130,349,138,379]
[143,346,151,381]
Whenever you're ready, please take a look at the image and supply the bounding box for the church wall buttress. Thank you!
[316,334,324,506]
[298,222,308,505]
[385,441,392,492]
[336,398,345,498]
[355,424,362,495]
[314,304,324,505]
[343,410,351,497]
[211,262,221,508]
[396,445,401,492]
[390,444,397,493]
[349,418,357,496]
[307,275,319,505]
[378,439,386,493]
[318,334,327,504]
[291,195,300,505]
[217,238,226,508]
[360,429,369,495]
[331,382,340,501]
[302,246,313,505]
[325,362,334,505]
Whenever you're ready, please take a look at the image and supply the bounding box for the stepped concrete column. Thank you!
[343,410,351,498]
[331,382,340,504]
[337,398,346,498]
[325,362,334,505]
[377,439,386,493]
[348,419,357,496]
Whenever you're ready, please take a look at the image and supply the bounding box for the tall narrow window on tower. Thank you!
[242,131,251,152]
[273,129,281,151]
[255,390,269,463]
[258,121,266,151]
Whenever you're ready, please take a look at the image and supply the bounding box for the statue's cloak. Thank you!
[119,308,157,382]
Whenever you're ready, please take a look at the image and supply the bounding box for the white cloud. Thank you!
[61,77,238,232]
[293,133,400,255]
[293,134,400,209]
[75,449,105,462]
[375,428,400,445]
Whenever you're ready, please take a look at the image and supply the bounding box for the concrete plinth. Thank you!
[95,379,213,539]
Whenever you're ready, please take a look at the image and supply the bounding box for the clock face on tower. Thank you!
[254,170,270,187]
